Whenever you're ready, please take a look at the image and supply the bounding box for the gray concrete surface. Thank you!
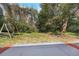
[0,44,79,56]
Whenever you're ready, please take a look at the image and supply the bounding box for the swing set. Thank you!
[0,16,13,38]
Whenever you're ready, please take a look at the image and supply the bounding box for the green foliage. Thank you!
[0,16,4,28]
[1,3,79,34]
[38,3,79,33]
[67,18,79,32]
[15,20,37,33]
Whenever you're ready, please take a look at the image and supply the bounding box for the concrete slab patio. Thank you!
[0,44,79,56]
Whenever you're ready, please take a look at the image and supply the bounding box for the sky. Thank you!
[18,3,41,12]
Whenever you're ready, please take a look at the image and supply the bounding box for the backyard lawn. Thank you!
[0,32,79,46]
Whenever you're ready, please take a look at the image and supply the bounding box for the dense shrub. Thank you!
[0,16,4,28]
[15,21,38,33]
[67,19,79,32]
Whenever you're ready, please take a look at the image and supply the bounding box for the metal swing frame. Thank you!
[0,16,12,38]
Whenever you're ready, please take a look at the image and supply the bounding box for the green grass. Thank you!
[0,32,59,46]
[64,32,79,39]
[0,32,79,46]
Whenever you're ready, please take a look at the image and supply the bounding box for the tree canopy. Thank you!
[1,3,79,34]
[38,3,79,33]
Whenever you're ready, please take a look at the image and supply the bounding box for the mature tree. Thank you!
[38,3,79,33]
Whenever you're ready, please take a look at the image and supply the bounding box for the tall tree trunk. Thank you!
[61,18,68,33]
